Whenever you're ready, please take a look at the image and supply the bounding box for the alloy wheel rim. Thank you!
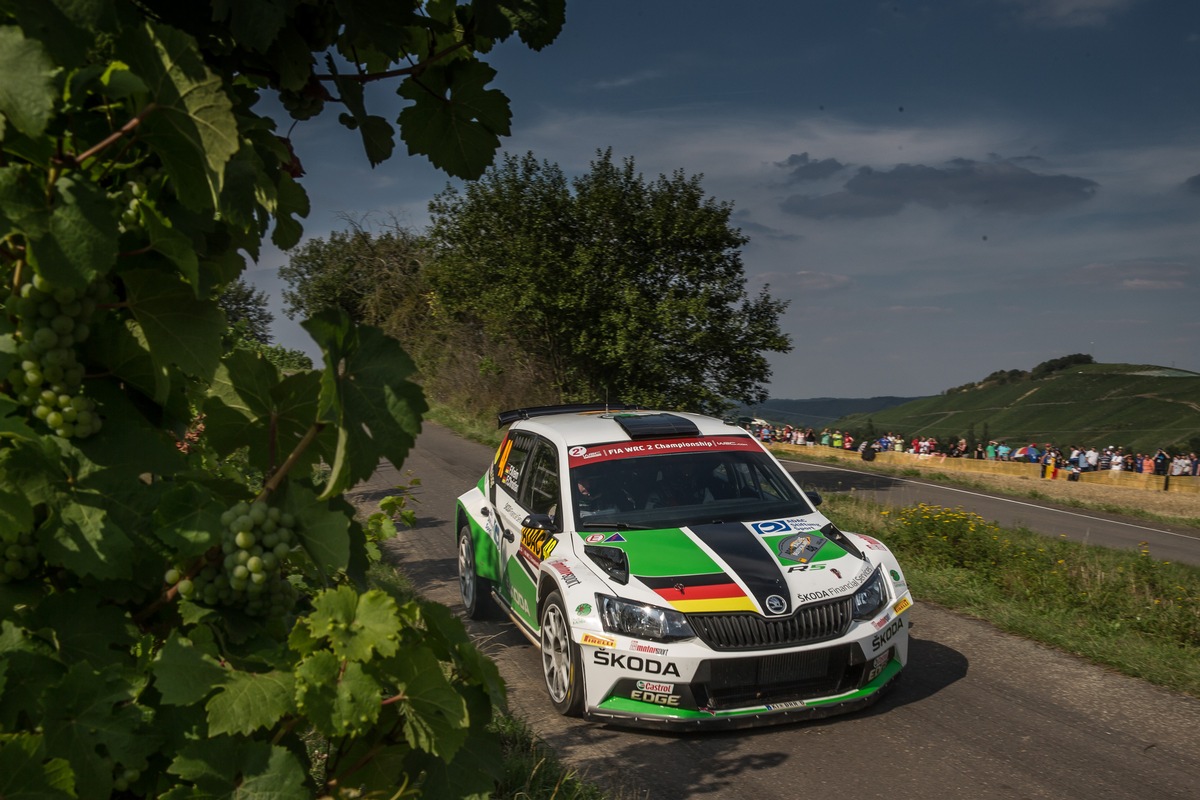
[458,535,475,608]
[541,605,570,702]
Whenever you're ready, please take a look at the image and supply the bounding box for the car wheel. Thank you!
[539,590,586,716]
[458,524,497,620]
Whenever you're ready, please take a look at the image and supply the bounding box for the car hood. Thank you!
[576,513,875,618]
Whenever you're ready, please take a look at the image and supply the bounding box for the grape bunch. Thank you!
[171,500,299,617]
[0,525,38,584]
[4,273,107,439]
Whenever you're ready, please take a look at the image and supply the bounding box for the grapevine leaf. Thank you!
[39,492,136,581]
[201,348,282,457]
[152,483,223,558]
[26,176,118,291]
[0,27,56,137]
[302,586,401,662]
[30,590,136,667]
[68,378,189,479]
[397,61,512,180]
[330,65,395,167]
[288,485,352,579]
[408,686,503,799]
[302,311,426,500]
[205,668,295,736]
[168,737,308,799]
[152,632,227,706]
[471,0,567,50]
[210,0,289,54]
[295,651,382,737]
[271,172,309,250]
[387,646,470,761]
[0,487,34,533]
[0,734,75,800]
[121,21,239,212]
[123,269,225,381]
[0,394,40,441]
[42,664,160,800]
[321,739,413,795]
[87,316,171,405]
[0,164,50,240]
[0,622,64,731]
[141,203,201,290]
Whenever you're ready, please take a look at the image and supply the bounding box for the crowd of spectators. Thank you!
[747,423,1200,478]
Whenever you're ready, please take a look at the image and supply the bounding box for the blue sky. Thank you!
[247,0,1200,399]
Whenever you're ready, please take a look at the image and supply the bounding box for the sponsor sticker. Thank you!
[893,596,911,615]
[519,526,558,566]
[580,633,617,648]
[576,603,592,615]
[547,559,581,588]
[778,534,826,563]
[585,533,605,543]
[592,651,682,677]
[629,640,669,656]
[569,446,588,457]
[636,680,674,693]
[752,517,823,536]
[604,533,626,543]
[870,616,904,652]
[765,700,807,711]
[872,614,892,630]
[858,535,888,551]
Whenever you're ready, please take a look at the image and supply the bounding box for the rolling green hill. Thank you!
[833,361,1200,454]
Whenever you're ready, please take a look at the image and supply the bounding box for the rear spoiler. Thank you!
[497,403,637,428]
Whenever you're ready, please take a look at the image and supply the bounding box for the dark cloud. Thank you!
[732,210,803,242]
[780,158,1098,219]
[775,152,847,184]
[1183,174,1200,195]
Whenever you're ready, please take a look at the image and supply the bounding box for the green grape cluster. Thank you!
[5,273,107,438]
[171,500,299,617]
[0,525,38,583]
[279,85,326,120]
[108,165,160,233]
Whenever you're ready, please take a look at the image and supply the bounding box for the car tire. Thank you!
[539,590,586,716]
[457,524,497,620]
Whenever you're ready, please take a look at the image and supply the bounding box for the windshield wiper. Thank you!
[578,521,650,530]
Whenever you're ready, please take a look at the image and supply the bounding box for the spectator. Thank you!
[1086,447,1099,472]
[997,442,1011,461]
[1098,449,1112,471]
[1153,449,1170,476]
[986,441,996,460]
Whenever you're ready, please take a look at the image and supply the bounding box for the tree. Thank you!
[280,218,431,343]
[0,1,563,797]
[427,149,792,415]
[219,278,275,344]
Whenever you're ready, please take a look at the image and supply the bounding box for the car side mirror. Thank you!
[805,490,823,507]
[522,512,559,533]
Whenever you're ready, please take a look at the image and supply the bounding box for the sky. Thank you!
[245,0,1200,399]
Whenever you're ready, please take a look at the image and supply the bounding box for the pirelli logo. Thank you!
[893,596,911,615]
[580,633,617,648]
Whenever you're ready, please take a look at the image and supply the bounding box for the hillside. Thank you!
[735,396,925,429]
[831,362,1200,453]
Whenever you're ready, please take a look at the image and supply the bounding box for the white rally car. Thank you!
[454,405,912,728]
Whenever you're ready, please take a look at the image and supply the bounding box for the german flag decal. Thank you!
[637,573,757,613]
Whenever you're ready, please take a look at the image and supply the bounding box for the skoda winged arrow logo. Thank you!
[765,594,787,614]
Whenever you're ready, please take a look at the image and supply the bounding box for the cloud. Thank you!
[1069,260,1196,290]
[1184,174,1200,195]
[589,70,665,90]
[780,158,1099,219]
[1003,0,1140,28]
[774,152,847,184]
[757,270,853,293]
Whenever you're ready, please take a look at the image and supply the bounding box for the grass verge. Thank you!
[824,493,1200,697]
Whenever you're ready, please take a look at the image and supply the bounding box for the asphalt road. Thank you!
[350,423,1200,800]
[777,456,1200,566]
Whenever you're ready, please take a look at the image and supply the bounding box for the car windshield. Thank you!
[569,447,813,531]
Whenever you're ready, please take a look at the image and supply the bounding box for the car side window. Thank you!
[496,432,535,495]
[520,441,561,521]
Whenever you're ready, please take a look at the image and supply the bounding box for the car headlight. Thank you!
[851,568,888,620]
[597,594,695,642]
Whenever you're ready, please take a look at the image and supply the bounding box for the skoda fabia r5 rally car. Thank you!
[454,405,913,728]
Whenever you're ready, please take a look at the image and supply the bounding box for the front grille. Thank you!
[688,596,854,651]
[696,644,863,709]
